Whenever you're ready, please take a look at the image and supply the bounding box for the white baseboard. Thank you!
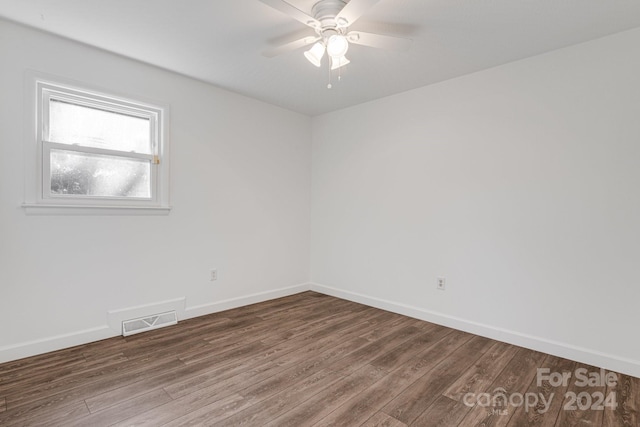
[183,283,311,319]
[0,284,311,364]
[310,283,640,379]
[0,326,116,364]
[5,282,637,379]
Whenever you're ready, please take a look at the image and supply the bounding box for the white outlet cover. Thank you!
[437,277,446,290]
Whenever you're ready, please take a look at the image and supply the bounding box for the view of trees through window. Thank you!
[50,149,151,198]
[42,88,157,201]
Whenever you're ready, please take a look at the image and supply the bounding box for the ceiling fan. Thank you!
[260,0,412,70]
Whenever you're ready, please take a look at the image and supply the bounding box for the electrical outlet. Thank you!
[210,269,218,281]
[437,277,446,291]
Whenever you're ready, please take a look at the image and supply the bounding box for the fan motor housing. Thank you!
[312,0,348,31]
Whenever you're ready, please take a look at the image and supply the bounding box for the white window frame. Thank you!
[23,72,171,215]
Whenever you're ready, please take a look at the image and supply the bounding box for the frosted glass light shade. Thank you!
[331,55,350,70]
[327,35,349,58]
[304,42,325,67]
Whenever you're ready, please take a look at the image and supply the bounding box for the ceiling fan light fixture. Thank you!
[331,55,350,70]
[326,34,349,57]
[304,42,325,67]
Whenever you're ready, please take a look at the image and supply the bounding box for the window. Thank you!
[24,76,170,214]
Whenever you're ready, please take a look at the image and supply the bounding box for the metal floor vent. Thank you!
[122,311,178,336]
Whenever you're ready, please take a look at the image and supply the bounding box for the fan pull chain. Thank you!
[327,60,344,89]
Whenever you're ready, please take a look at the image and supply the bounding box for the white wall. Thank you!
[311,28,640,377]
[2,17,639,378]
[0,19,312,362]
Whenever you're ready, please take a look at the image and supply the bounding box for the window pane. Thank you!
[50,149,151,199]
[48,99,152,154]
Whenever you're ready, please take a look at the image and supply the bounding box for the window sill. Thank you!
[22,203,172,216]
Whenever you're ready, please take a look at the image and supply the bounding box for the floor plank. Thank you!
[554,363,606,427]
[361,411,407,427]
[69,388,172,427]
[4,399,90,427]
[82,340,266,413]
[163,306,394,400]
[0,291,636,427]
[411,395,470,426]
[381,335,494,425]
[327,322,429,376]
[507,354,575,427]
[603,373,639,427]
[115,306,409,425]
[0,357,184,425]
[265,364,389,427]
[312,330,475,426]
[455,347,547,426]
[212,368,342,426]
[443,341,519,402]
[369,325,453,372]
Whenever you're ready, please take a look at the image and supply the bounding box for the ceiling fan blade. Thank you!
[259,0,320,29]
[335,0,382,27]
[263,36,319,58]
[347,31,412,51]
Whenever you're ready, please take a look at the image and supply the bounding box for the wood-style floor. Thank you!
[0,292,638,426]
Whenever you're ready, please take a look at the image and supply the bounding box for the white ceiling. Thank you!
[1,0,640,116]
